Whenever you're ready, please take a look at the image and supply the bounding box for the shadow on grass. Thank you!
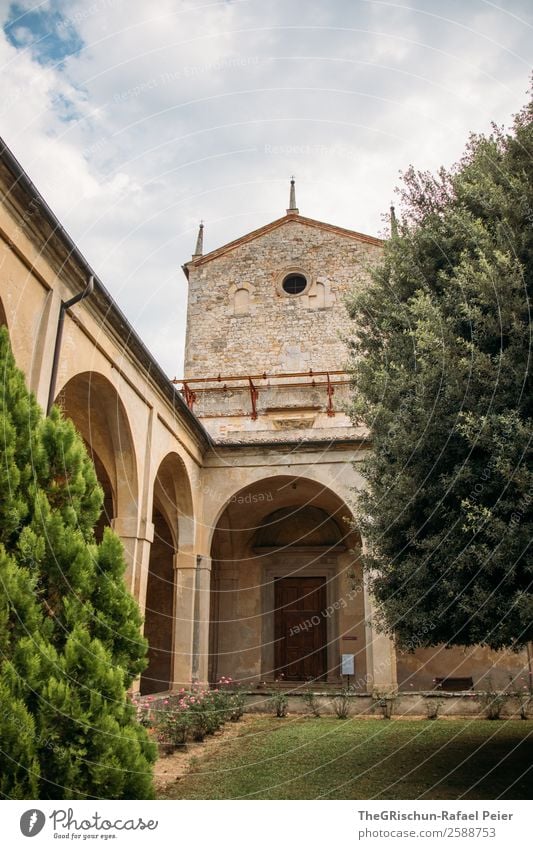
[160,717,533,800]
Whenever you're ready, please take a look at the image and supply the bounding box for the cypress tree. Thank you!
[0,326,156,798]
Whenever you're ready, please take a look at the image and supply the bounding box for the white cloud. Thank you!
[0,0,531,374]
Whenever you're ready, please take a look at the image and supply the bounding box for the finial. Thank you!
[287,176,299,214]
[390,204,398,237]
[193,221,204,257]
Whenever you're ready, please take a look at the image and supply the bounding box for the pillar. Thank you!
[363,573,397,693]
[171,550,196,688]
[112,514,154,613]
[193,554,212,684]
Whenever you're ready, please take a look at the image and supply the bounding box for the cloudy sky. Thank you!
[1,0,531,375]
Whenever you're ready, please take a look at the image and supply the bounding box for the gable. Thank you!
[182,213,383,278]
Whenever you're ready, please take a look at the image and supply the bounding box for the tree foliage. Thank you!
[347,93,533,651]
[0,326,155,798]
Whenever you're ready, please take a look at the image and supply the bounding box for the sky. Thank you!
[0,0,531,376]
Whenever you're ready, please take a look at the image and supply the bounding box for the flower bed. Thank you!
[131,677,246,754]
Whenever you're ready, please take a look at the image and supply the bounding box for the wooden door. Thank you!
[274,577,327,681]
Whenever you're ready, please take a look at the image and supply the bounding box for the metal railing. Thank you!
[171,370,351,419]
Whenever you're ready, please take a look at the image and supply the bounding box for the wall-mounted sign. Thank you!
[341,654,355,676]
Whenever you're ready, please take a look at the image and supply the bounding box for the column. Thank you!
[363,573,398,693]
[192,554,212,684]
[171,550,197,688]
[112,516,154,695]
[112,515,154,614]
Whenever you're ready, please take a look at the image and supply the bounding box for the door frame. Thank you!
[261,551,341,682]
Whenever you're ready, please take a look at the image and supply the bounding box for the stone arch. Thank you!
[54,371,139,530]
[140,451,195,694]
[207,473,358,553]
[208,475,364,686]
[150,450,195,552]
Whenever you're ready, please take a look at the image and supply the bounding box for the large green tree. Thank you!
[347,93,533,652]
[0,326,155,798]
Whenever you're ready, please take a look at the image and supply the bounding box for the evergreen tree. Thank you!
[347,93,533,651]
[0,326,156,798]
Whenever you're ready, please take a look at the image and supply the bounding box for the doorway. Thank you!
[274,577,327,680]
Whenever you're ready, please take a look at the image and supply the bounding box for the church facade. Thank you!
[0,141,528,698]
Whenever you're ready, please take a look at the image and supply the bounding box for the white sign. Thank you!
[341,653,354,676]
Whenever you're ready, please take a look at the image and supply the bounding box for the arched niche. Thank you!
[234,288,250,316]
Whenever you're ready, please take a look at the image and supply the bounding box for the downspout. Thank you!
[46,275,94,414]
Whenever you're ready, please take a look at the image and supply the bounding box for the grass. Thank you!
[160,716,533,800]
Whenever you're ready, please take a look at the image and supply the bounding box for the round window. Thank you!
[282,273,307,295]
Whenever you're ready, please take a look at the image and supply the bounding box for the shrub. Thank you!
[331,687,352,719]
[303,690,321,717]
[372,691,397,719]
[270,691,289,717]
[425,698,443,720]
[479,690,506,720]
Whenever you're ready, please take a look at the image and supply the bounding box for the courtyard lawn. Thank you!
[160,716,533,800]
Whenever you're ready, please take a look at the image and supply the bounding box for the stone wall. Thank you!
[184,216,382,378]
[243,691,533,718]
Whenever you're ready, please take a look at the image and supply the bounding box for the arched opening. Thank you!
[209,475,365,687]
[140,452,194,694]
[140,508,175,694]
[89,446,114,543]
[55,371,138,535]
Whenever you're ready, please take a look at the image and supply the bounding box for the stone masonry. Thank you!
[182,211,383,442]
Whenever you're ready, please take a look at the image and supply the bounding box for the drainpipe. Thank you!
[46,275,94,414]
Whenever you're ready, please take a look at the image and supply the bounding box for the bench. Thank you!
[434,676,473,691]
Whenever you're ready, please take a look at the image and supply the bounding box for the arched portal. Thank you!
[209,475,365,687]
[54,371,138,534]
[140,452,195,694]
